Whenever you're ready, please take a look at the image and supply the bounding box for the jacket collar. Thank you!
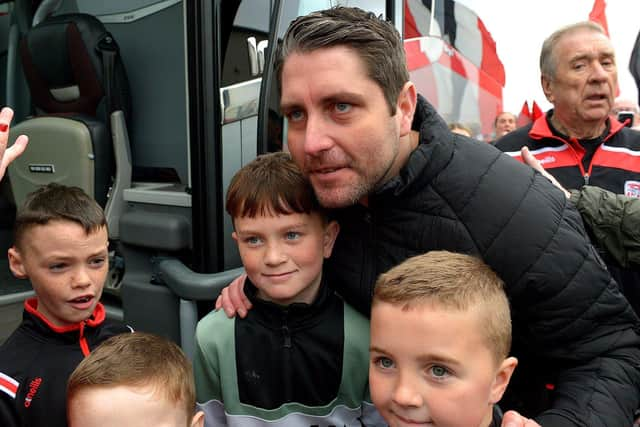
[23,297,106,336]
[530,109,626,142]
[244,278,332,331]
[375,95,454,198]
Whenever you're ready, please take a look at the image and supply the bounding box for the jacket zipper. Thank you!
[363,209,376,305]
[281,310,291,349]
[281,310,292,399]
[78,322,90,356]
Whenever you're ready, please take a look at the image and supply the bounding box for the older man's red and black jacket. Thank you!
[496,111,640,196]
[496,112,640,316]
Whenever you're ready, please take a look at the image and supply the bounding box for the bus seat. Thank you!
[7,13,132,238]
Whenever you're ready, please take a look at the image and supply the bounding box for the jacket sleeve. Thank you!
[570,186,640,268]
[193,323,222,403]
[452,149,640,427]
[193,323,228,427]
[360,385,387,426]
[0,393,18,427]
[501,175,640,427]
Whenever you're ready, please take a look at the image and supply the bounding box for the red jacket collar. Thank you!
[529,111,626,141]
[24,297,106,333]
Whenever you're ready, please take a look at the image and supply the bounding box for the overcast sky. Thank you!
[456,0,640,114]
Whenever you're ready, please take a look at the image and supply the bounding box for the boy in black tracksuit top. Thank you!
[0,183,130,427]
[194,152,384,426]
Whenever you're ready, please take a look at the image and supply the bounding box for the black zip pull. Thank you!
[282,325,291,348]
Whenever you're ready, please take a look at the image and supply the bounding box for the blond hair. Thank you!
[67,333,196,422]
[373,251,511,362]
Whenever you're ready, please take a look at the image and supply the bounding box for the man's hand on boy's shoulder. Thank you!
[215,273,251,318]
[502,410,541,427]
[0,107,28,182]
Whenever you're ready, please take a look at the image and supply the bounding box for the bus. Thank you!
[0,0,502,352]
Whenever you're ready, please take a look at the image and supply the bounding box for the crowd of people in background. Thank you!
[449,95,640,143]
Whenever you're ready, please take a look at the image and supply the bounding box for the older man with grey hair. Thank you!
[497,20,640,317]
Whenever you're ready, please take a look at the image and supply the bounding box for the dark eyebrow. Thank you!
[236,222,309,236]
[324,91,367,105]
[281,90,367,112]
[280,100,301,113]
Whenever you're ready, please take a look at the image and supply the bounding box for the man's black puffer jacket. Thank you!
[325,96,640,427]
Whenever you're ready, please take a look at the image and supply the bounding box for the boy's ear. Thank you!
[322,220,340,259]
[190,410,205,427]
[396,81,417,137]
[7,247,27,279]
[489,356,518,404]
[231,231,238,242]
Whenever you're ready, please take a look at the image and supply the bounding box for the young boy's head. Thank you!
[67,332,204,427]
[369,251,517,427]
[8,183,108,327]
[226,151,339,306]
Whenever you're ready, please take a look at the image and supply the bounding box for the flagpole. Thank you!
[429,0,436,37]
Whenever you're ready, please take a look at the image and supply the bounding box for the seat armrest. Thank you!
[155,258,244,301]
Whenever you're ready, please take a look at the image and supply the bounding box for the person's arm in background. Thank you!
[0,107,27,182]
[521,146,640,268]
[520,147,570,198]
[568,186,640,268]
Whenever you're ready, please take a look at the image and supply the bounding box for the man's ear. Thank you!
[396,82,417,137]
[541,75,554,103]
[7,247,27,279]
[322,220,340,259]
[190,411,205,427]
[489,356,518,404]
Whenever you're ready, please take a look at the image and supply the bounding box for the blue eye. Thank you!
[287,110,305,122]
[90,258,106,267]
[285,231,300,241]
[49,263,67,272]
[245,236,262,245]
[430,365,450,378]
[375,357,394,369]
[335,103,352,113]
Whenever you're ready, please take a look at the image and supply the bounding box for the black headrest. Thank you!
[20,13,130,122]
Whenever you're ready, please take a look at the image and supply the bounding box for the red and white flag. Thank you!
[404,0,505,87]
[404,0,505,136]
